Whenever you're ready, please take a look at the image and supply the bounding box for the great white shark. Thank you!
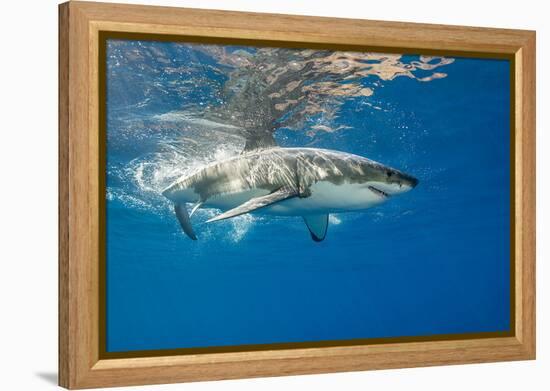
[162,139,418,242]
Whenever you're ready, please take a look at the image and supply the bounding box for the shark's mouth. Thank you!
[368,185,390,198]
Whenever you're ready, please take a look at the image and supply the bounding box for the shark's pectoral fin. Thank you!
[303,214,329,242]
[207,187,298,223]
[174,203,197,240]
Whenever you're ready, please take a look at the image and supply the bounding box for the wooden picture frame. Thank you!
[59,1,536,389]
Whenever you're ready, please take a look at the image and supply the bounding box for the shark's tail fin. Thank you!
[174,203,197,240]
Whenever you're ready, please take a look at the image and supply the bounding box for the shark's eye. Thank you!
[386,171,393,178]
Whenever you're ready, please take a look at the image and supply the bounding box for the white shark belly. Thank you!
[201,182,385,216]
[262,181,386,216]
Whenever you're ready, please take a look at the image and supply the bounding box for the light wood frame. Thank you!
[59,1,536,389]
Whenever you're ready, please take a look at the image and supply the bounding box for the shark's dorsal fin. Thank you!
[174,203,198,240]
[242,130,278,153]
[207,187,297,222]
[303,214,329,242]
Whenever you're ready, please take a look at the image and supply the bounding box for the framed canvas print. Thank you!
[58,1,536,389]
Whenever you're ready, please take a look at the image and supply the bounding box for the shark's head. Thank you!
[358,160,419,199]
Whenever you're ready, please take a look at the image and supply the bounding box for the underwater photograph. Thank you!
[104,39,511,353]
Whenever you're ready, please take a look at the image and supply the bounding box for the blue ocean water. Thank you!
[105,40,510,352]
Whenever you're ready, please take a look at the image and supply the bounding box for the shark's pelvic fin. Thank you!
[174,203,198,240]
[303,214,329,242]
[207,187,297,223]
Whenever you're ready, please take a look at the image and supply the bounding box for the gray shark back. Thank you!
[163,147,386,202]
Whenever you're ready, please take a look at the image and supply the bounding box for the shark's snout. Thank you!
[406,175,419,189]
[389,168,418,191]
[370,169,418,197]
